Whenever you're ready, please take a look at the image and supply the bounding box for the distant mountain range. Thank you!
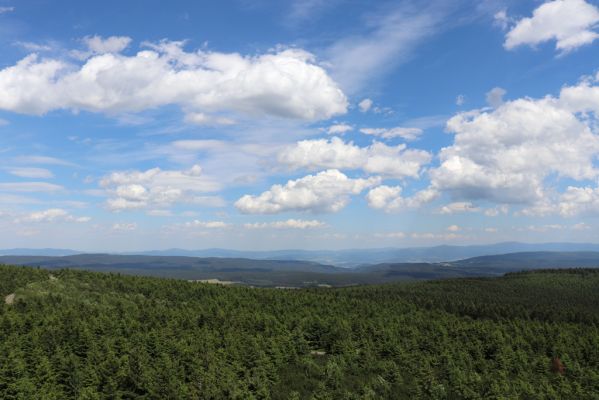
[1,251,599,287]
[4,242,599,267]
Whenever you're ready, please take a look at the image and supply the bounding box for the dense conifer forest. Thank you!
[0,264,598,399]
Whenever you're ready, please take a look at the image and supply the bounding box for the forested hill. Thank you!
[2,251,599,287]
[0,265,598,398]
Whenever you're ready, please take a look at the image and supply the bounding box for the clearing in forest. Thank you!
[4,293,15,305]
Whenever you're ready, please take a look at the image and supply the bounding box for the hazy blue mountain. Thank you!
[4,242,599,267]
[2,251,599,287]
[129,242,599,267]
[0,248,81,256]
[0,254,340,273]
[448,251,599,272]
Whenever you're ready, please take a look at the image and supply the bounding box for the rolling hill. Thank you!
[2,251,599,287]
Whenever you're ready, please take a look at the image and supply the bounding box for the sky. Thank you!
[0,0,599,251]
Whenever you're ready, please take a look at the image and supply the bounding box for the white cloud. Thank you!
[374,231,406,239]
[555,186,599,216]
[7,167,54,179]
[439,201,479,214]
[112,222,137,231]
[410,232,462,240]
[504,0,599,53]
[0,6,14,14]
[14,155,74,166]
[559,74,599,114]
[359,126,423,141]
[0,41,347,121]
[573,222,591,230]
[430,88,599,205]
[446,224,460,232]
[456,94,466,106]
[15,41,55,52]
[244,219,326,229]
[366,185,438,213]
[485,87,506,108]
[21,208,90,223]
[235,169,380,214]
[0,182,63,192]
[147,209,173,217]
[285,0,338,25]
[183,220,230,229]
[278,137,431,179]
[484,227,498,233]
[358,98,373,112]
[484,205,509,217]
[100,164,221,211]
[184,112,235,126]
[327,123,353,135]
[493,10,511,30]
[521,224,564,233]
[84,35,131,54]
[326,5,444,92]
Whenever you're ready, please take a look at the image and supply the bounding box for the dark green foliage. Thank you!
[0,265,598,399]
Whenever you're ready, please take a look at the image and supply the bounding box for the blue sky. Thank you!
[0,0,599,251]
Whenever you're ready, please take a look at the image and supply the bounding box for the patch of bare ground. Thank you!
[4,293,15,305]
[194,279,236,285]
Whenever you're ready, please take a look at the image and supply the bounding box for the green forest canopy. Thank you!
[0,265,598,399]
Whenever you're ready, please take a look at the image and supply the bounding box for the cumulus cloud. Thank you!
[360,126,423,141]
[84,35,131,54]
[559,73,599,114]
[504,0,599,53]
[358,98,373,112]
[100,164,222,211]
[326,123,353,135]
[485,87,506,108]
[430,83,599,205]
[184,112,235,126]
[112,222,137,231]
[494,10,512,31]
[235,169,380,214]
[21,208,90,223]
[183,220,230,229]
[553,186,599,216]
[366,185,438,213]
[0,39,347,121]
[438,201,479,214]
[244,219,326,229]
[446,224,460,232]
[484,205,509,217]
[278,137,431,179]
